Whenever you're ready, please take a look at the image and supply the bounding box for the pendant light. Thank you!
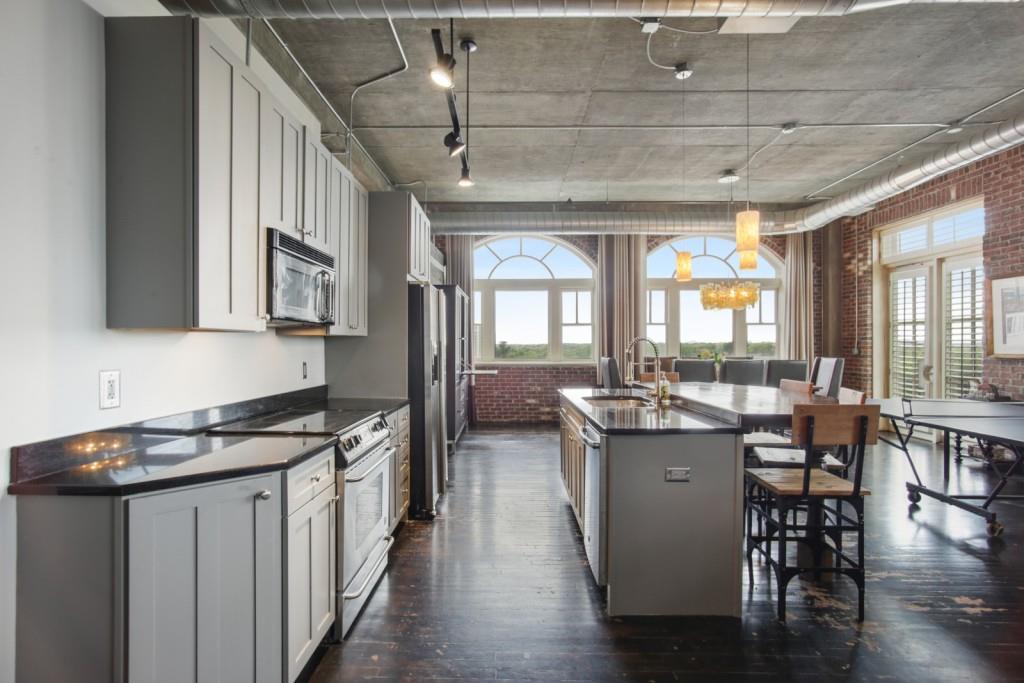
[675,251,693,282]
[736,34,760,268]
[674,63,690,283]
[457,38,476,188]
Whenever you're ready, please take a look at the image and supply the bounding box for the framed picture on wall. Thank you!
[991,276,1024,358]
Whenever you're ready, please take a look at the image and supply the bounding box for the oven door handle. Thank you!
[342,535,395,600]
[345,446,394,482]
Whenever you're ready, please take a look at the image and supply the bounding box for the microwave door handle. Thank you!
[327,276,335,324]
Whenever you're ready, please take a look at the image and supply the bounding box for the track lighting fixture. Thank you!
[674,62,693,80]
[430,53,456,88]
[718,169,740,184]
[458,167,475,188]
[444,132,466,157]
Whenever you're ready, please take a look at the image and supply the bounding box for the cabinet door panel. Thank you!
[286,486,337,682]
[303,138,331,254]
[128,474,281,683]
[195,29,263,331]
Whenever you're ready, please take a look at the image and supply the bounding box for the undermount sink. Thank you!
[583,396,654,409]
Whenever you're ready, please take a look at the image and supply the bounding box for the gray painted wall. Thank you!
[0,2,329,677]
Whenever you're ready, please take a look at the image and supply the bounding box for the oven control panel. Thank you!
[340,416,389,455]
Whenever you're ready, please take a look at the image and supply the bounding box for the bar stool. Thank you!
[745,403,879,621]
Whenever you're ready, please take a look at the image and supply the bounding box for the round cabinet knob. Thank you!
[257,490,272,501]
[312,473,322,483]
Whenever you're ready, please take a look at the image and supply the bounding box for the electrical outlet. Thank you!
[302,361,308,380]
[99,370,121,409]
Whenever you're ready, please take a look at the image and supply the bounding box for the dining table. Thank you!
[634,381,837,432]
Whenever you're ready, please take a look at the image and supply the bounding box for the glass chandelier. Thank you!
[675,251,692,282]
[700,281,760,310]
[735,35,759,271]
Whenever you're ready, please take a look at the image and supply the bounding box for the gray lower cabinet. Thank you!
[285,484,337,681]
[127,474,283,683]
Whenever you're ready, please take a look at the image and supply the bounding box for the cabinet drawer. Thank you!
[286,448,335,515]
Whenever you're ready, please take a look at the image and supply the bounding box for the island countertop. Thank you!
[559,388,741,435]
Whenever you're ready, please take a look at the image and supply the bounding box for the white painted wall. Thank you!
[0,1,327,678]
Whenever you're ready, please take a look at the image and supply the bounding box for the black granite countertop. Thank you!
[559,388,741,435]
[8,433,338,496]
[302,397,411,414]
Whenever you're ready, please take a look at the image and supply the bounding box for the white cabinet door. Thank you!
[303,136,332,255]
[327,159,368,336]
[285,485,337,682]
[195,26,264,331]
[127,474,282,683]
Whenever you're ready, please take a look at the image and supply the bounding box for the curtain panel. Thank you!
[780,231,815,361]
[598,235,646,384]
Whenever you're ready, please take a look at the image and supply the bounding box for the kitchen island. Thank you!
[559,387,744,618]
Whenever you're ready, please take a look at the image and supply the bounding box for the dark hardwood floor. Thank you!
[312,427,1024,682]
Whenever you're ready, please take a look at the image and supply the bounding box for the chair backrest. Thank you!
[672,359,716,383]
[600,357,622,389]
[719,359,766,386]
[838,387,866,405]
[790,403,880,497]
[779,379,814,395]
[765,359,809,387]
[639,372,680,383]
[646,356,677,373]
[810,357,845,398]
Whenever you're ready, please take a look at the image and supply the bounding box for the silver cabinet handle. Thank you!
[257,490,272,500]
[312,473,322,483]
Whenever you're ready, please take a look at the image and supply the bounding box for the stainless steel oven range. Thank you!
[209,406,393,639]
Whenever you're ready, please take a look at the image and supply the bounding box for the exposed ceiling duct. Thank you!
[430,113,1024,235]
[161,0,1017,19]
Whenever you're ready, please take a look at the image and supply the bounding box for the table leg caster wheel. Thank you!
[908,490,922,503]
[986,522,1004,537]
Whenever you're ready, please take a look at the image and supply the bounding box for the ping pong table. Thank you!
[873,398,1024,536]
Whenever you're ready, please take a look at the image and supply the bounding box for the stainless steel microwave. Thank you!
[267,228,336,326]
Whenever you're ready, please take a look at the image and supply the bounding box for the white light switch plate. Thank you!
[99,370,121,409]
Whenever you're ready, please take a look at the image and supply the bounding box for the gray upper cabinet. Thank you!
[127,474,282,683]
[409,195,431,283]
[327,157,369,336]
[303,138,333,255]
[106,17,269,331]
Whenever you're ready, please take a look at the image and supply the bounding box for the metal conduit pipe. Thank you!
[430,113,1024,235]
[161,0,1017,19]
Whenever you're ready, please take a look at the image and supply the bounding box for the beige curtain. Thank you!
[598,235,646,384]
[780,231,815,361]
[445,235,475,363]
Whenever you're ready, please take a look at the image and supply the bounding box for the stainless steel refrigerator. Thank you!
[408,283,447,518]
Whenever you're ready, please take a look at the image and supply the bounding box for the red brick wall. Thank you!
[827,145,1024,398]
[472,364,597,424]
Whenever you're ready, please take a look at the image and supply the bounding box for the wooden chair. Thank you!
[779,379,814,395]
[639,372,680,383]
[745,403,879,621]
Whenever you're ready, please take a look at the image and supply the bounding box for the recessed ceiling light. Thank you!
[458,167,475,188]
[429,53,456,89]
[674,62,693,80]
[444,132,466,157]
[718,169,740,184]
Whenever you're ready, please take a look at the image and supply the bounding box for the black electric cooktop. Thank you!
[209,408,381,437]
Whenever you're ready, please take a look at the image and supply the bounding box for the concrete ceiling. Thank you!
[268,7,1024,204]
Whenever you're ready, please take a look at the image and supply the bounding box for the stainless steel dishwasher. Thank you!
[580,422,607,586]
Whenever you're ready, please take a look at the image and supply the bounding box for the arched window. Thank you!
[646,236,783,358]
[474,236,596,362]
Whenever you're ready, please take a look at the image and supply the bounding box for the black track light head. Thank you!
[458,167,475,188]
[444,132,466,157]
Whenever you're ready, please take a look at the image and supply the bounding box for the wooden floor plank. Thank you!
[311,428,1024,682]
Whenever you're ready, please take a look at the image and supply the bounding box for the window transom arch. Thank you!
[645,235,784,359]
[473,235,596,363]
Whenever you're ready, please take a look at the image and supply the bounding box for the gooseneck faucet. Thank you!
[625,336,663,405]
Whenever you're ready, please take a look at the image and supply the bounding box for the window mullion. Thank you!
[550,287,561,361]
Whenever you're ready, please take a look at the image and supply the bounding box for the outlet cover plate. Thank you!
[99,370,121,409]
[665,467,691,482]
